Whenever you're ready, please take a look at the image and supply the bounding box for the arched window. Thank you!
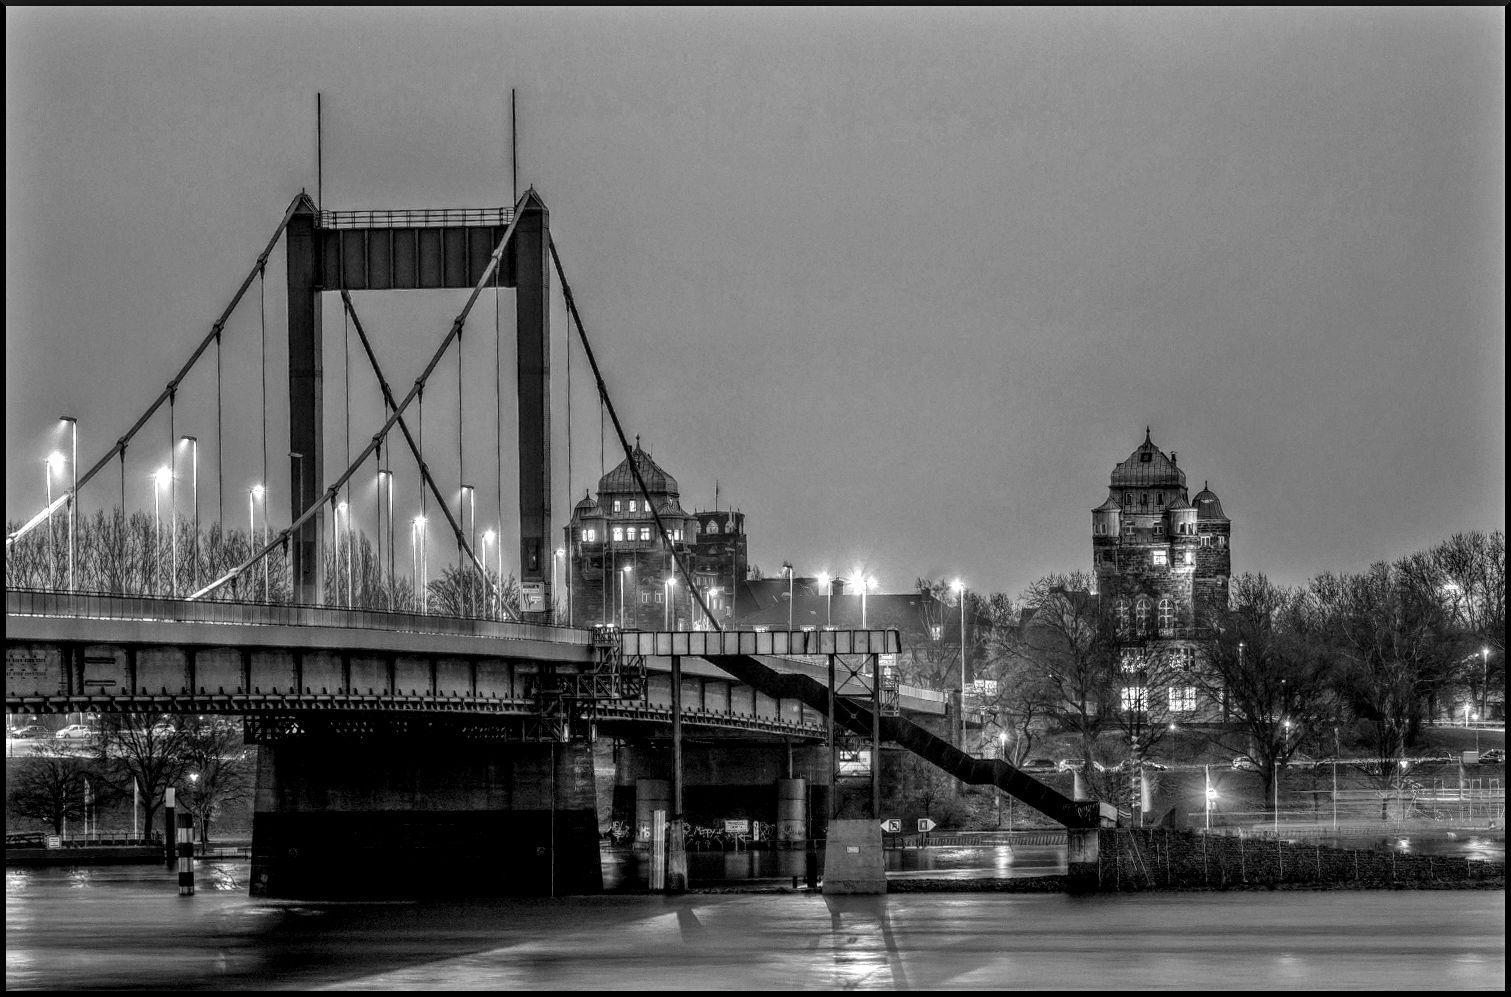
[1123,494,1132,508]
[611,527,623,543]
[707,521,720,535]
[1135,598,1149,633]
[1158,598,1173,630]
[1116,598,1130,634]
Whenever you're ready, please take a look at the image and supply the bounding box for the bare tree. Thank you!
[92,714,190,846]
[1197,573,1340,809]
[177,718,252,848]
[6,741,100,835]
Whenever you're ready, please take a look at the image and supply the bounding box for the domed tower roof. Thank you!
[1093,494,1121,513]
[572,491,603,520]
[597,438,679,499]
[1192,481,1228,521]
[1110,428,1187,489]
[1167,494,1195,512]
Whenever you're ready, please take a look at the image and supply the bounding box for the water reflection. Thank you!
[601,844,1066,889]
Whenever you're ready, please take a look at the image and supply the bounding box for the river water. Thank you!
[5,860,1503,990]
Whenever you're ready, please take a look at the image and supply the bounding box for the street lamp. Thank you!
[481,530,495,619]
[706,587,721,630]
[180,437,198,591]
[952,577,967,705]
[783,562,794,631]
[816,572,831,628]
[335,501,350,608]
[153,466,172,596]
[60,417,77,591]
[852,569,873,628]
[44,452,65,590]
[665,577,676,630]
[1204,767,1216,831]
[378,469,394,607]
[250,485,266,600]
[461,484,476,616]
[411,515,427,611]
[1481,648,1490,723]
[553,547,564,625]
[620,564,633,629]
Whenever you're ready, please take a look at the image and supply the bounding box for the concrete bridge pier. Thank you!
[250,733,602,899]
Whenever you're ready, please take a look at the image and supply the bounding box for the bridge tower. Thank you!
[285,191,553,616]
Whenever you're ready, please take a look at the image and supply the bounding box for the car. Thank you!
[7,724,46,739]
[1109,759,1170,773]
[1019,758,1056,772]
[1480,748,1505,764]
[54,724,96,741]
[1231,756,1261,772]
[1057,758,1086,773]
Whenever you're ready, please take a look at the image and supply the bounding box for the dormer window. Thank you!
[707,521,720,534]
[1154,523,1164,535]
[612,500,622,514]
[1140,451,1152,463]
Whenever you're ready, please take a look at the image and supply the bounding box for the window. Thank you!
[706,521,720,535]
[1121,686,1148,712]
[628,500,637,513]
[1156,493,1163,506]
[1123,494,1132,508]
[612,499,622,513]
[1154,523,1164,535]
[1152,549,1169,567]
[1140,492,1149,508]
[1096,522,1106,535]
[1199,535,1211,548]
[1168,686,1197,712]
[611,527,623,543]
[1183,550,1193,565]
[673,529,682,541]
[1158,598,1173,630]
[930,624,943,641]
[1135,598,1149,633]
[1120,648,1143,673]
[636,526,648,542]
[639,591,652,605]
[1174,647,1197,671]
[1123,522,1134,535]
[1116,598,1130,634]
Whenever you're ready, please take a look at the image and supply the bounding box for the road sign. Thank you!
[917,818,937,833]
[880,818,901,833]
[724,819,750,834]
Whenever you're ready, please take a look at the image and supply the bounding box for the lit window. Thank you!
[1183,550,1193,565]
[612,527,623,543]
[639,527,651,542]
[1158,598,1173,630]
[639,591,652,604]
[930,624,943,641]
[629,500,637,512]
[1199,535,1211,548]
[1121,686,1148,712]
[1123,522,1134,535]
[1169,686,1197,712]
[1116,598,1130,633]
[1152,550,1169,566]
[707,521,720,535]
[1175,647,1196,671]
[674,529,682,541]
[1120,649,1143,673]
[1135,598,1149,633]
[612,500,622,513]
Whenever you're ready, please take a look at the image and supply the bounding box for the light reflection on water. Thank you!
[4,861,1503,991]
[601,844,1064,889]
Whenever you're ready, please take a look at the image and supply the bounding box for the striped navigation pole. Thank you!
[176,812,195,896]
[164,787,176,870]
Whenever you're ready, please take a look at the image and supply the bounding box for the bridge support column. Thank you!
[1066,827,1101,894]
[250,733,601,899]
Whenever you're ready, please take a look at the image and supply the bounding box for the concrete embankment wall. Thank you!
[1093,828,1504,890]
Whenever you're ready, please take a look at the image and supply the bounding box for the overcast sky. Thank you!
[6,8,1504,599]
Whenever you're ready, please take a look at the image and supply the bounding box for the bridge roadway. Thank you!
[4,590,942,738]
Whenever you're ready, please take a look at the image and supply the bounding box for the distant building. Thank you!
[1091,429,1231,717]
[563,442,757,629]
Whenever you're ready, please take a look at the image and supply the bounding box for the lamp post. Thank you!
[481,530,495,619]
[783,562,794,631]
[817,572,831,628]
[852,570,873,628]
[1481,647,1490,724]
[181,437,198,591]
[706,587,721,631]
[250,485,266,600]
[1204,766,1215,831]
[665,577,676,630]
[461,484,476,616]
[44,453,64,589]
[153,466,172,596]
[411,515,427,612]
[952,579,967,747]
[558,547,569,627]
[620,564,632,629]
[61,417,77,591]
[335,501,350,608]
[996,730,1007,828]
[378,469,394,608]
[553,547,564,625]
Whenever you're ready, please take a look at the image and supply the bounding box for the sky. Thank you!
[5,8,1505,600]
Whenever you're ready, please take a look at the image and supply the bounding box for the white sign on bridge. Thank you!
[879,818,902,833]
[917,818,937,833]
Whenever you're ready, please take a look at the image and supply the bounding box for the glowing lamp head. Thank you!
[483,529,495,544]
[251,484,264,500]
[412,515,426,529]
[46,452,66,474]
[816,572,829,589]
[153,466,172,488]
[336,501,348,514]
[951,578,964,594]
[665,577,676,588]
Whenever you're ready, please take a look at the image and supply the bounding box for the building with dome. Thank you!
[1091,429,1231,716]
[563,441,750,629]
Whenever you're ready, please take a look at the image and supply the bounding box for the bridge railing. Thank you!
[318,207,515,230]
[5,589,587,646]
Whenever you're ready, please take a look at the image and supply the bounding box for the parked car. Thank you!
[1109,759,1170,773]
[55,724,95,741]
[1480,748,1505,764]
[7,724,45,739]
[1057,758,1086,773]
[1231,756,1261,772]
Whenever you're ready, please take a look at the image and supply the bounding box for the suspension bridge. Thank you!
[5,187,1105,898]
